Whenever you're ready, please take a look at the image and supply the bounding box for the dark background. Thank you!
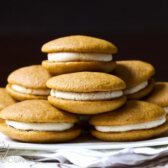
[0,0,168,86]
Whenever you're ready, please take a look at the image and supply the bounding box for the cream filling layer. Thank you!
[124,81,148,95]
[164,107,168,114]
[95,116,166,132]
[11,84,50,96]
[48,52,113,62]
[6,120,74,131]
[50,90,123,100]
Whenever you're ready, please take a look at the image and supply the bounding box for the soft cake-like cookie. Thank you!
[6,65,52,101]
[145,82,168,114]
[90,101,168,141]
[114,60,155,99]
[47,72,126,114]
[0,100,81,143]
[41,35,117,74]
[0,88,16,111]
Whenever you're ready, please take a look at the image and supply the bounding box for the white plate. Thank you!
[1,133,168,151]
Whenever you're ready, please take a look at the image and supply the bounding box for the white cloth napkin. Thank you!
[1,147,168,168]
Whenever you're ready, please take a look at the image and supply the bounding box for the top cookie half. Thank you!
[41,35,117,54]
[47,72,126,92]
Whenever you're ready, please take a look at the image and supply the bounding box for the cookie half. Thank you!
[0,88,16,111]
[90,101,168,141]
[114,60,155,99]
[47,72,126,114]
[0,100,81,143]
[6,65,52,101]
[41,35,117,75]
[145,82,168,114]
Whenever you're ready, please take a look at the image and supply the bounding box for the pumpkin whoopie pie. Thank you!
[90,101,168,141]
[0,88,16,111]
[47,72,126,115]
[0,100,81,143]
[6,65,52,101]
[114,60,155,99]
[145,82,168,114]
[41,35,117,75]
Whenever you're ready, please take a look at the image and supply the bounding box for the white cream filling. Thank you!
[50,90,123,101]
[6,120,74,131]
[164,107,168,114]
[48,52,113,62]
[95,116,166,132]
[124,81,148,95]
[11,84,50,96]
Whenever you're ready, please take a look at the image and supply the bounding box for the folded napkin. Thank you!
[1,147,168,168]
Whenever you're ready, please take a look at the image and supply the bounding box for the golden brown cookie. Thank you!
[90,101,168,141]
[0,100,78,123]
[126,79,154,99]
[0,124,81,143]
[48,96,126,115]
[114,60,155,99]
[41,35,117,75]
[47,72,126,92]
[6,65,52,101]
[145,82,168,110]
[47,72,126,114]
[6,84,47,101]
[0,100,81,143]
[42,61,116,75]
[0,88,16,122]
[0,88,16,111]
[91,120,168,141]
[42,35,117,53]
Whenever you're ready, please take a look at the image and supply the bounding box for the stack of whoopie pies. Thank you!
[0,35,168,143]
